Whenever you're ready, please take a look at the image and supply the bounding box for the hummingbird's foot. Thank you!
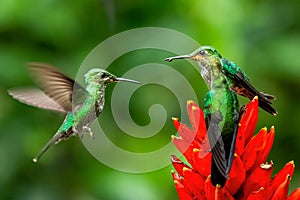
[83,126,94,139]
[239,105,246,119]
[72,127,79,134]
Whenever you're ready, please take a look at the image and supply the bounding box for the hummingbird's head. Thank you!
[165,46,222,64]
[190,46,222,61]
[85,68,140,85]
[165,46,223,83]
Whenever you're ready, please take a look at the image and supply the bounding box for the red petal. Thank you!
[182,167,206,199]
[288,188,300,200]
[253,127,274,169]
[215,185,235,200]
[172,135,190,155]
[240,128,266,172]
[172,117,181,130]
[191,148,211,177]
[235,124,245,156]
[241,127,272,172]
[172,171,182,182]
[240,162,273,198]
[170,155,191,177]
[235,97,259,155]
[174,180,193,200]
[183,147,196,166]
[204,176,216,200]
[187,100,207,143]
[172,119,198,165]
[198,135,211,153]
[246,187,266,200]
[173,119,196,144]
[267,161,295,199]
[226,154,246,195]
[187,100,200,132]
[172,135,195,165]
[271,175,291,200]
[215,187,224,200]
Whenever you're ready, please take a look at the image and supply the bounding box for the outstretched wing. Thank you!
[221,59,277,115]
[28,62,87,112]
[8,88,66,113]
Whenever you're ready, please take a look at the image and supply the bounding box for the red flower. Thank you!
[171,97,300,200]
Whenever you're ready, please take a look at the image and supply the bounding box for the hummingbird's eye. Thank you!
[100,73,106,79]
[199,50,206,55]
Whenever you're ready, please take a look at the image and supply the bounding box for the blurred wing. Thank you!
[8,88,66,113]
[28,62,87,112]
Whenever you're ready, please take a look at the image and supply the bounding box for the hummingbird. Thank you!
[202,73,240,187]
[8,63,140,162]
[164,46,277,187]
[165,46,277,116]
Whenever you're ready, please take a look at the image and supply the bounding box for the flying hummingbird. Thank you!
[165,46,277,116]
[8,63,140,162]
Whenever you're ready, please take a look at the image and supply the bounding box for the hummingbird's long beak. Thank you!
[115,77,141,84]
[164,55,191,62]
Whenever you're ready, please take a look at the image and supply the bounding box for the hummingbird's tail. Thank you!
[261,92,276,101]
[257,94,278,116]
[32,132,63,163]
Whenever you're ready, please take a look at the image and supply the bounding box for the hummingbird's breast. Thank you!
[75,88,105,130]
[200,58,224,88]
[200,66,212,85]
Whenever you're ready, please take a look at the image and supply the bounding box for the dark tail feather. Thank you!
[33,131,63,163]
[260,92,276,101]
[258,98,277,116]
[211,153,227,187]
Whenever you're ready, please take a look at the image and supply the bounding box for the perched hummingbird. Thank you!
[166,49,240,187]
[202,75,240,187]
[165,46,277,115]
[8,63,140,162]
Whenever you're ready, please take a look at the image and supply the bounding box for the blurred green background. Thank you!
[1,0,300,199]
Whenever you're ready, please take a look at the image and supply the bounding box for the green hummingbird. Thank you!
[165,46,277,116]
[165,50,240,187]
[203,75,240,187]
[8,63,140,162]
